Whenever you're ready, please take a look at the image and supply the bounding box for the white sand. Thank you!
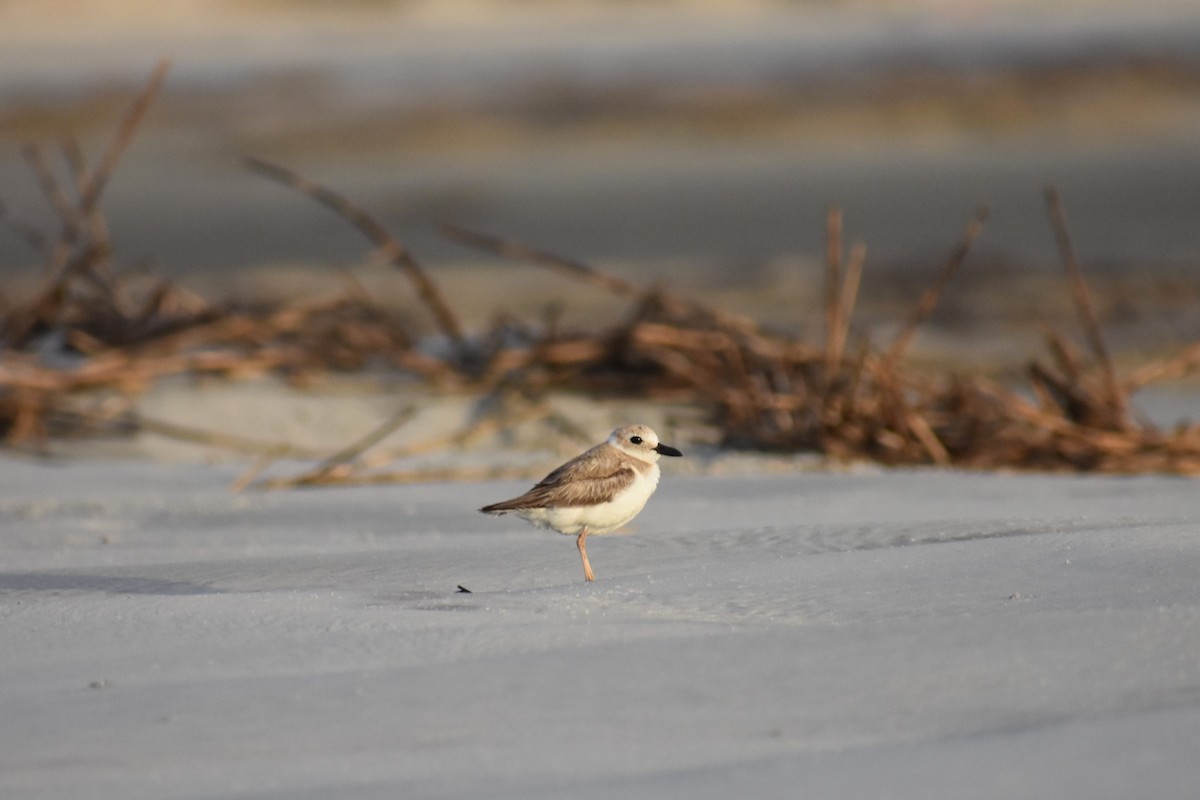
[2,456,1199,798]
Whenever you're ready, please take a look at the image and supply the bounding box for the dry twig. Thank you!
[246,157,468,359]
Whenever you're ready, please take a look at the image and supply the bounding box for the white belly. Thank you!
[516,465,660,536]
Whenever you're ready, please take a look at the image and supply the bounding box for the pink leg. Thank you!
[576,528,595,582]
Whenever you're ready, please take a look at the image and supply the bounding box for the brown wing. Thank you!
[480,445,637,511]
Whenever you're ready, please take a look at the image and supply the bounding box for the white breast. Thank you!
[517,463,661,536]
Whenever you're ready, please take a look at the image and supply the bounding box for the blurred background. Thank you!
[2,0,1200,352]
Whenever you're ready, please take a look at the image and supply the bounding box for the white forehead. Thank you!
[610,425,658,446]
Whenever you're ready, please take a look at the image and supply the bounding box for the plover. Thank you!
[480,424,682,582]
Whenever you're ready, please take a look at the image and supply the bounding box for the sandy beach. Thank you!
[3,455,1200,798]
[4,3,1200,797]
[3,0,1200,279]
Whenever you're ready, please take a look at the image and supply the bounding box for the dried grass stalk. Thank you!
[4,69,1200,477]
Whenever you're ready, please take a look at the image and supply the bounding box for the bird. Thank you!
[480,424,682,582]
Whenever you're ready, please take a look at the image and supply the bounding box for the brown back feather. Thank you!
[480,444,639,511]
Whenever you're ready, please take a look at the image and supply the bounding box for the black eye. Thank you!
[630,436,643,445]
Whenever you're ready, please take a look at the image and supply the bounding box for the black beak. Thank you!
[654,443,683,457]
